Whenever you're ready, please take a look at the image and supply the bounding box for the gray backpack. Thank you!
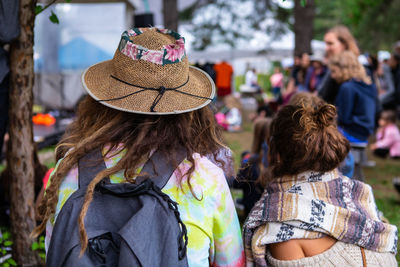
[47,148,189,267]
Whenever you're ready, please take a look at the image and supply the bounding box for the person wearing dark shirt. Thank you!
[329,51,376,142]
[0,0,20,159]
[234,118,271,218]
[305,52,326,93]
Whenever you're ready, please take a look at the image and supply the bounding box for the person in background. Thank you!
[318,25,360,104]
[219,95,243,132]
[282,53,311,105]
[370,110,400,159]
[289,54,302,89]
[245,67,261,93]
[0,0,20,160]
[377,57,396,110]
[367,54,379,83]
[0,0,20,226]
[305,52,327,93]
[270,66,283,99]
[244,98,397,267]
[329,51,376,143]
[214,60,234,98]
[249,101,274,122]
[389,44,400,109]
[235,117,272,218]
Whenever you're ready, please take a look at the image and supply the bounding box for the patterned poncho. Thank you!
[243,169,398,267]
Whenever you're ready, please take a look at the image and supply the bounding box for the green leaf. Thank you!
[4,241,12,246]
[301,0,306,6]
[35,5,44,15]
[32,242,39,251]
[65,0,71,2]
[7,258,17,266]
[2,232,10,240]
[4,262,9,267]
[39,252,46,260]
[49,11,59,24]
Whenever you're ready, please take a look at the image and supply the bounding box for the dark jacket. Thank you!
[317,69,340,104]
[0,0,20,83]
[336,79,377,140]
[393,65,400,105]
[379,63,396,107]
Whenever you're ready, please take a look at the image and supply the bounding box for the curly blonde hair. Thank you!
[328,51,371,84]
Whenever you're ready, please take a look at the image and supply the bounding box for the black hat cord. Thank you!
[97,75,213,112]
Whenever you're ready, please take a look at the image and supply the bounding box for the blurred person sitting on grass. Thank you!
[370,110,400,159]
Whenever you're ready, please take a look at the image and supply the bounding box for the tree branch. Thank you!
[35,0,59,15]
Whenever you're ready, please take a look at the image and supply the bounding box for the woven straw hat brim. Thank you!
[82,60,215,115]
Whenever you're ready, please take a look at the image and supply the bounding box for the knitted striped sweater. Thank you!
[243,169,398,267]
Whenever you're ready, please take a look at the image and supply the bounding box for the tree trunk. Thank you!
[8,0,40,265]
[294,0,315,56]
[163,0,178,31]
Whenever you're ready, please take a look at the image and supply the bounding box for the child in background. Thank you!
[370,110,400,159]
[270,66,283,99]
[215,95,242,132]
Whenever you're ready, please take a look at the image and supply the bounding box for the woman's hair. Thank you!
[289,92,322,107]
[380,110,397,123]
[328,51,372,84]
[33,96,225,253]
[327,25,360,56]
[251,118,272,155]
[262,96,350,182]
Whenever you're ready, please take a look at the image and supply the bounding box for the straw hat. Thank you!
[82,28,215,115]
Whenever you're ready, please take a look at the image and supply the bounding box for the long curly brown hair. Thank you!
[262,99,349,183]
[32,96,225,253]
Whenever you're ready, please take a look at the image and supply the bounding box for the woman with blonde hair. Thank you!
[329,50,377,142]
[243,97,397,267]
[318,25,361,103]
[33,28,244,266]
[324,25,360,58]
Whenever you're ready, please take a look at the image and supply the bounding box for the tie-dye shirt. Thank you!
[45,148,245,267]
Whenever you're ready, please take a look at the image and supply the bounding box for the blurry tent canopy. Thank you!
[59,37,112,70]
[34,0,137,110]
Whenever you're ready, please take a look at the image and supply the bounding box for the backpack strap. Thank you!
[78,149,109,189]
[135,147,187,189]
[78,146,187,190]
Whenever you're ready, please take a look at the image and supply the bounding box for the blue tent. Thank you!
[58,37,113,70]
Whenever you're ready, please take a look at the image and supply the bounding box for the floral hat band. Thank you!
[118,28,186,66]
